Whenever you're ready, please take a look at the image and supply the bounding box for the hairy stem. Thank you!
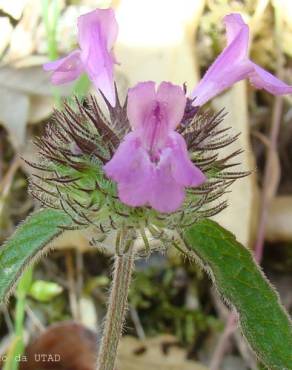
[97,247,135,370]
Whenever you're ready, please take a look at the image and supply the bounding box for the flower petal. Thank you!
[104,132,188,212]
[77,8,118,105]
[157,82,186,129]
[169,133,206,186]
[117,162,152,207]
[127,81,156,130]
[191,13,292,106]
[78,8,118,53]
[224,13,247,47]
[248,62,292,95]
[149,151,185,213]
[92,66,116,106]
[43,50,83,85]
[104,133,152,207]
[103,132,140,182]
[191,13,251,106]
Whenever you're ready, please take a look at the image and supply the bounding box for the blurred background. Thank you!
[0,0,292,369]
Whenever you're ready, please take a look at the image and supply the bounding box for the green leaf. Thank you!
[0,209,71,303]
[182,219,292,370]
[29,280,63,302]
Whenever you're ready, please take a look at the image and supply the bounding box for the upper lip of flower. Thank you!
[139,101,169,157]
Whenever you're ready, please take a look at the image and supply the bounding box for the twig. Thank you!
[0,156,21,226]
[1,304,14,333]
[255,0,284,264]
[210,290,257,370]
[65,250,80,321]
[0,334,13,358]
[254,96,283,261]
[42,258,69,288]
[233,329,258,370]
[25,304,45,332]
[130,305,146,341]
[76,250,84,318]
[210,313,237,370]
[0,156,21,195]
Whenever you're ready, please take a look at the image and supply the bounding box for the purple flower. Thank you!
[104,82,206,213]
[191,13,292,106]
[43,8,118,106]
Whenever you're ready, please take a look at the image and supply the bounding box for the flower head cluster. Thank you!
[104,81,206,213]
[34,8,292,253]
[27,92,246,250]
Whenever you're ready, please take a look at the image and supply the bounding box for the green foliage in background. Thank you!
[129,262,220,344]
[29,280,63,302]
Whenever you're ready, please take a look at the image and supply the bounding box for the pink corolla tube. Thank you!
[191,13,292,106]
[44,8,118,106]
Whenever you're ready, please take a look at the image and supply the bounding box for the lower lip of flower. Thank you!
[149,149,161,164]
